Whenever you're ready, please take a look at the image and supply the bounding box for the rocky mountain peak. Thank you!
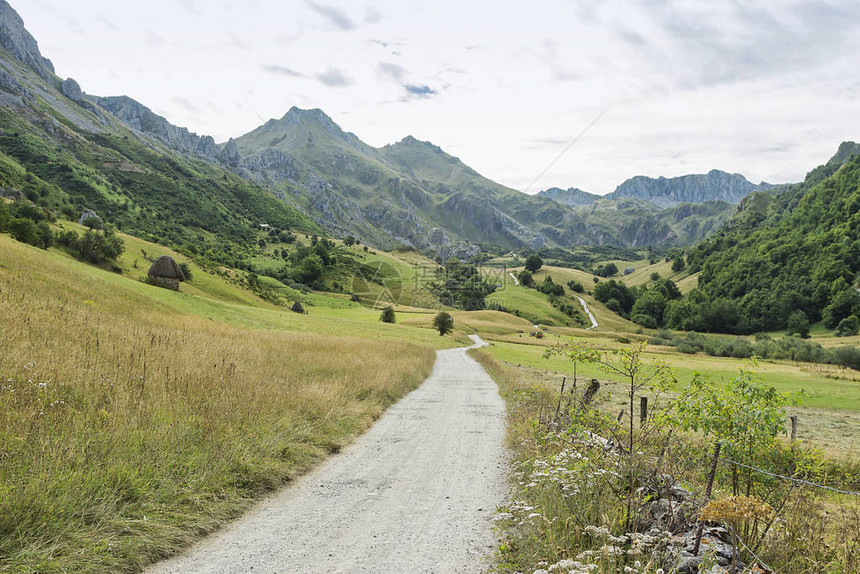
[537,187,600,207]
[0,1,55,79]
[607,169,772,208]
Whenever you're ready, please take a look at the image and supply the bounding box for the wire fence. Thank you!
[679,439,860,497]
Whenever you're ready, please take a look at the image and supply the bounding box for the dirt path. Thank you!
[147,335,507,574]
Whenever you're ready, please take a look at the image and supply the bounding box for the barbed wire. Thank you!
[678,439,860,497]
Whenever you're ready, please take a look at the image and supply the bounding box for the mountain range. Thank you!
[0,1,780,257]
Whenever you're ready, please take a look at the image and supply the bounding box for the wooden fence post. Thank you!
[640,396,648,425]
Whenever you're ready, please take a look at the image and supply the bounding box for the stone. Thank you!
[61,78,84,102]
[219,138,241,168]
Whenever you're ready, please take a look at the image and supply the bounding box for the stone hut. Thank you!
[147,255,186,291]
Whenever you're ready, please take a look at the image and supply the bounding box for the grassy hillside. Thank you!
[0,232,457,573]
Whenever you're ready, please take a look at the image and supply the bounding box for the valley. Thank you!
[0,1,858,573]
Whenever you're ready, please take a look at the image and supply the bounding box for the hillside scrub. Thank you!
[472,343,859,573]
[0,239,435,572]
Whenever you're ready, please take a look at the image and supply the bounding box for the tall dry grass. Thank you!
[0,240,435,572]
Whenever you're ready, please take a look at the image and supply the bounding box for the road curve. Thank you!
[147,335,507,574]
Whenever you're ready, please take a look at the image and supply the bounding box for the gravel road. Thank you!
[147,335,507,574]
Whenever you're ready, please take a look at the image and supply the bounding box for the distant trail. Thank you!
[509,272,520,286]
[146,335,507,574]
[576,296,598,329]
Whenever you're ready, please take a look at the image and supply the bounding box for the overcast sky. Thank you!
[14,0,860,194]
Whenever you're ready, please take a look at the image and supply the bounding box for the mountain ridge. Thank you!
[0,0,789,256]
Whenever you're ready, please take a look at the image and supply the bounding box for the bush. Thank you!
[517,270,534,288]
[835,315,859,337]
[433,311,454,336]
[567,280,584,293]
[380,306,396,324]
[9,217,38,246]
[537,275,564,297]
[81,214,104,230]
[833,346,860,370]
[178,261,193,281]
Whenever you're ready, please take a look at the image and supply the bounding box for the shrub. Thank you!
[567,280,584,293]
[178,261,193,281]
[433,311,454,336]
[9,217,38,246]
[81,214,104,230]
[517,270,534,288]
[835,315,859,337]
[380,306,396,324]
[537,275,564,297]
[832,346,860,371]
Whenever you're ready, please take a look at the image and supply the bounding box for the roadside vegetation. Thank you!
[473,342,860,573]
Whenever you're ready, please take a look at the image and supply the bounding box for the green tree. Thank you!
[567,279,584,293]
[380,306,396,324]
[517,270,534,288]
[630,290,667,328]
[524,254,543,272]
[343,235,357,247]
[671,257,686,272]
[835,315,859,337]
[786,310,810,338]
[9,218,38,246]
[296,254,324,285]
[433,311,454,336]
[537,274,564,296]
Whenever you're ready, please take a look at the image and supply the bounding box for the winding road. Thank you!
[576,296,599,329]
[147,335,507,574]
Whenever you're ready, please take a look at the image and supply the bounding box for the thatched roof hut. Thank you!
[291,301,307,314]
[148,255,186,291]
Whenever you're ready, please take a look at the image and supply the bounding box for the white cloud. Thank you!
[10,0,860,194]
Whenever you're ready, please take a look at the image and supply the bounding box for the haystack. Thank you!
[147,255,185,291]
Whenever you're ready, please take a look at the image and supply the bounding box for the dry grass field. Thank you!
[0,236,437,572]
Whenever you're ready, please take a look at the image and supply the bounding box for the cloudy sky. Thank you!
[14,0,860,194]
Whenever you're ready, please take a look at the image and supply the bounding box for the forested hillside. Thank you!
[669,146,860,333]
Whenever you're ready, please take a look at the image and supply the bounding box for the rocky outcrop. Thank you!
[219,138,241,168]
[829,141,860,165]
[96,95,218,158]
[61,78,85,102]
[537,186,600,207]
[608,169,772,208]
[0,1,54,79]
[0,68,33,101]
